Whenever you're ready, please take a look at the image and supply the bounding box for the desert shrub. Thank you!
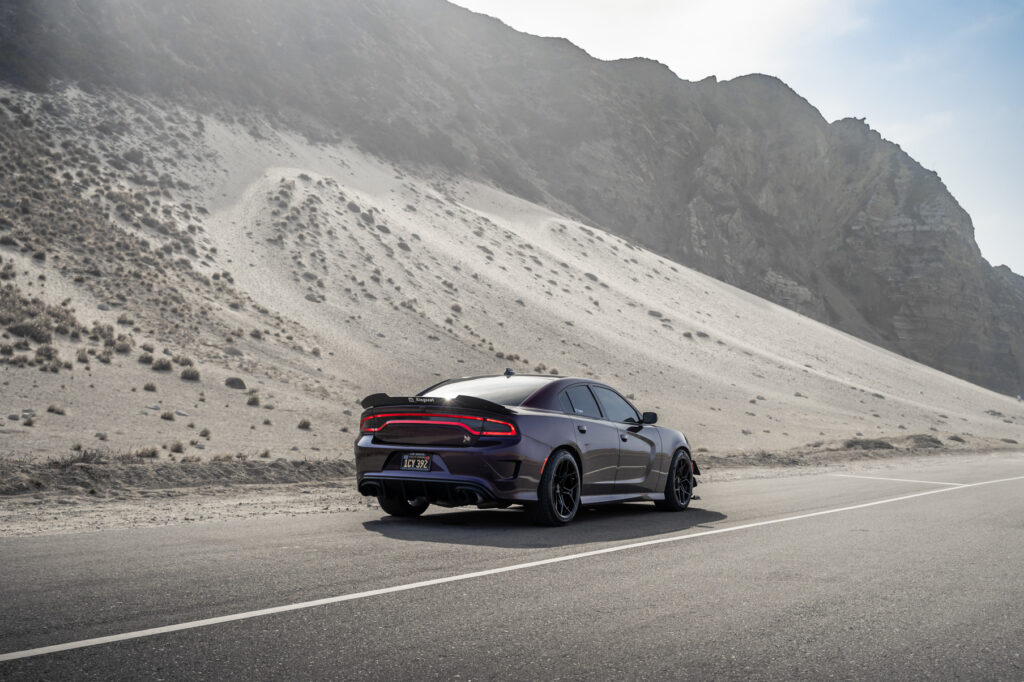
[49,448,106,469]
[199,427,210,438]
[143,382,156,392]
[133,447,159,459]
[908,434,942,449]
[138,352,153,364]
[174,355,193,366]
[250,329,262,340]
[6,353,29,367]
[23,416,34,426]
[211,453,233,462]
[35,344,58,361]
[141,343,154,353]
[152,358,172,371]
[97,349,112,364]
[180,367,200,381]
[298,418,311,430]
[114,340,132,354]
[76,349,89,363]
[170,441,184,453]
[247,394,260,406]
[263,418,271,425]
[46,404,65,415]
[0,344,13,356]
[161,411,175,421]
[7,320,51,344]
[843,438,894,450]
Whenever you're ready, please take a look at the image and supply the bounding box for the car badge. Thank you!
[463,434,472,444]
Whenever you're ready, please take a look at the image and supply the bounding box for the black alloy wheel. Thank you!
[529,449,580,526]
[656,449,693,511]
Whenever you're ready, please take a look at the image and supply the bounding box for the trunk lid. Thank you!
[359,395,518,447]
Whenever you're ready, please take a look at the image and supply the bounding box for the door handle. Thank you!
[577,425,587,433]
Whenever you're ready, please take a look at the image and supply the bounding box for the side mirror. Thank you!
[642,411,658,425]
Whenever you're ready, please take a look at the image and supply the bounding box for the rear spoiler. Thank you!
[359,393,514,415]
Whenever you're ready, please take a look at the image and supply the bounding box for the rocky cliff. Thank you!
[2,0,1022,393]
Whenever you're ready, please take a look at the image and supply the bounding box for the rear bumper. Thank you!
[354,433,550,506]
[358,474,500,508]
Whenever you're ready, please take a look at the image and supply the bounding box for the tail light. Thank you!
[360,413,518,437]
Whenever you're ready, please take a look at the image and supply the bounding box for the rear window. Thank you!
[422,376,554,406]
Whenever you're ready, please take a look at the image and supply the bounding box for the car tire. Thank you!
[655,449,693,511]
[528,449,581,526]
[378,495,429,517]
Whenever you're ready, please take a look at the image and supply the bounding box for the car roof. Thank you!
[420,373,619,410]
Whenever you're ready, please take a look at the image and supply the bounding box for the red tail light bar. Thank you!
[360,413,518,436]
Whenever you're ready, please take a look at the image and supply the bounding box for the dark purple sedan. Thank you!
[355,371,700,525]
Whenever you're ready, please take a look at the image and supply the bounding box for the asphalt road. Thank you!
[2,453,1023,680]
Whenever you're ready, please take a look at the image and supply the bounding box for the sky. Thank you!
[451,0,1024,274]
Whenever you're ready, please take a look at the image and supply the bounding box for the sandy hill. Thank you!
[1,84,1022,481]
[2,0,1022,395]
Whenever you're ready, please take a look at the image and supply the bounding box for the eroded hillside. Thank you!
[1,0,1022,393]
[1,85,1022,468]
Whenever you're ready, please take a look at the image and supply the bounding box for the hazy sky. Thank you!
[451,0,1024,274]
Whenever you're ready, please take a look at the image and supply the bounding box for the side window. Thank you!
[592,386,640,424]
[557,391,575,415]
[565,385,602,419]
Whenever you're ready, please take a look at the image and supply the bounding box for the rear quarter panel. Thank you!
[514,410,582,491]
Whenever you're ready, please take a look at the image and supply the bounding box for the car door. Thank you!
[591,386,660,493]
[562,384,620,497]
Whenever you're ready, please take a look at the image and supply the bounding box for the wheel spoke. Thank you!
[544,455,580,520]
[552,460,578,518]
[674,460,692,503]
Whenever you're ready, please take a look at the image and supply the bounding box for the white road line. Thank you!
[831,474,966,487]
[3,473,1024,663]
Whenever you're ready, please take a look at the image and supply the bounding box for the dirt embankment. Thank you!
[0,450,354,496]
[0,451,366,538]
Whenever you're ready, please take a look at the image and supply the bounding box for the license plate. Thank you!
[400,453,431,471]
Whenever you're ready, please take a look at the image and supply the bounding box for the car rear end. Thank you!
[355,400,533,507]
